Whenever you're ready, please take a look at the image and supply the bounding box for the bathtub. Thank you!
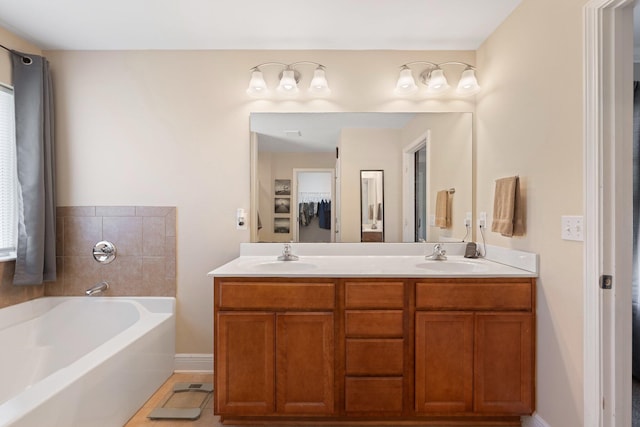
[0,296,175,427]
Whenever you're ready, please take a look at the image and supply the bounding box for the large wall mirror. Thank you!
[250,112,472,243]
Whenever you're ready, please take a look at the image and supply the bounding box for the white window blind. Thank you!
[0,85,17,259]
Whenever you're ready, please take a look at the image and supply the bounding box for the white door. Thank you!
[584,1,634,426]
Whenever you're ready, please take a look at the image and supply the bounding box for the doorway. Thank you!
[292,169,334,243]
[403,131,430,242]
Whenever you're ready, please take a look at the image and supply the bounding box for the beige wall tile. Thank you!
[44,257,65,296]
[136,206,173,217]
[0,261,44,308]
[65,216,103,256]
[64,256,102,295]
[103,216,143,256]
[101,256,143,294]
[165,208,176,237]
[96,206,136,217]
[56,215,64,256]
[165,236,176,280]
[57,206,96,217]
[143,217,165,256]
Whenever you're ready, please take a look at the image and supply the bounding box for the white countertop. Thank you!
[208,243,538,278]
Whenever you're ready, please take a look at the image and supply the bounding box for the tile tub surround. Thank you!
[0,261,44,309]
[46,206,176,297]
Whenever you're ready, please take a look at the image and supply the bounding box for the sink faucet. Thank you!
[426,244,447,261]
[277,243,299,261]
[85,281,109,296]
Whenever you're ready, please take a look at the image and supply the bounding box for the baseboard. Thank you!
[174,353,213,373]
[521,413,551,427]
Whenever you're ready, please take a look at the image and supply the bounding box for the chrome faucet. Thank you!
[85,281,109,296]
[277,243,299,261]
[426,244,447,261]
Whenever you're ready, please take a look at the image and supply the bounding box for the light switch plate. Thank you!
[561,215,583,241]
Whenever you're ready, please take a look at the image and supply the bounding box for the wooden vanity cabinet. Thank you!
[213,276,535,425]
[215,279,335,417]
[414,279,535,416]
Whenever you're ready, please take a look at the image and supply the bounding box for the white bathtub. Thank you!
[0,296,175,427]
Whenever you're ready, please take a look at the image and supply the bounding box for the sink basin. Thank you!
[416,260,489,273]
[242,261,318,272]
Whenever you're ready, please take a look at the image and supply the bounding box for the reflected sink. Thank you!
[416,260,489,273]
[242,261,318,272]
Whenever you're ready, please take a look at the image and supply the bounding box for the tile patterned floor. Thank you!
[125,372,222,427]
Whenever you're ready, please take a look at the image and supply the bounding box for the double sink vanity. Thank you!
[209,243,538,426]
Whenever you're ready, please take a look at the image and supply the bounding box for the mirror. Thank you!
[360,170,384,242]
[250,112,472,243]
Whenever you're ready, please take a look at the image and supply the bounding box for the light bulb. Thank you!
[246,69,267,96]
[309,66,330,94]
[277,69,299,94]
[456,68,481,95]
[426,68,449,94]
[395,66,418,94]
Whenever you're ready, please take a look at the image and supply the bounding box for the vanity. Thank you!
[209,243,537,426]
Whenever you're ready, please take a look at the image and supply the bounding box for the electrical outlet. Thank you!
[464,211,472,227]
[478,211,487,228]
[236,208,247,230]
[561,215,583,241]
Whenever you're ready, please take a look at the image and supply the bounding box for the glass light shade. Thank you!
[277,69,299,94]
[309,66,330,94]
[456,68,481,95]
[426,68,449,94]
[395,67,418,94]
[246,69,267,96]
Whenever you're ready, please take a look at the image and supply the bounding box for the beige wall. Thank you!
[44,49,475,354]
[476,0,587,425]
[401,113,473,242]
[339,128,402,242]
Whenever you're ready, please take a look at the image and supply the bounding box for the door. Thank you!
[584,1,634,426]
[276,313,335,415]
[474,313,533,414]
[415,312,473,413]
[402,132,430,242]
[216,313,275,415]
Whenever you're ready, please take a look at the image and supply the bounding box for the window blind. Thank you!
[0,85,16,257]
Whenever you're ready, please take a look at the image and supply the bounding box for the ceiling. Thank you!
[251,113,417,153]
[0,0,522,51]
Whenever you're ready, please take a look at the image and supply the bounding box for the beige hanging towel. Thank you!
[435,190,451,229]
[491,176,525,237]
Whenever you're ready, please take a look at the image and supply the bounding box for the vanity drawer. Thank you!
[345,377,403,413]
[346,339,404,375]
[345,281,404,309]
[218,281,335,310]
[345,310,404,337]
[415,281,532,311]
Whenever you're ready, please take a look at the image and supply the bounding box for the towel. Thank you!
[491,176,525,237]
[435,190,450,229]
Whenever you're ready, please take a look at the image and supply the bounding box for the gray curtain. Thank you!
[11,51,56,285]
[633,81,640,378]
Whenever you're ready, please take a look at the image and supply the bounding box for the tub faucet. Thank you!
[85,281,109,296]
[426,244,447,261]
[277,243,299,261]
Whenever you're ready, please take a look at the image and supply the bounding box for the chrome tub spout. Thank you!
[85,281,109,296]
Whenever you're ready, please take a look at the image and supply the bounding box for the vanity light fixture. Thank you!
[395,61,480,96]
[246,61,330,97]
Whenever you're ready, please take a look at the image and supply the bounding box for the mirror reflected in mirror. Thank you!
[360,170,384,242]
[250,112,472,243]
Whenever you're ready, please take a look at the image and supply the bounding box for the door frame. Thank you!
[584,0,634,426]
[291,168,336,243]
[402,130,431,242]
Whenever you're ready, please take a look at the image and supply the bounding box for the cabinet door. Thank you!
[276,313,334,415]
[216,313,275,415]
[474,313,533,414]
[415,312,474,414]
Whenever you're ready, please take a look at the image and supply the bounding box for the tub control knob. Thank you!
[93,241,117,264]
